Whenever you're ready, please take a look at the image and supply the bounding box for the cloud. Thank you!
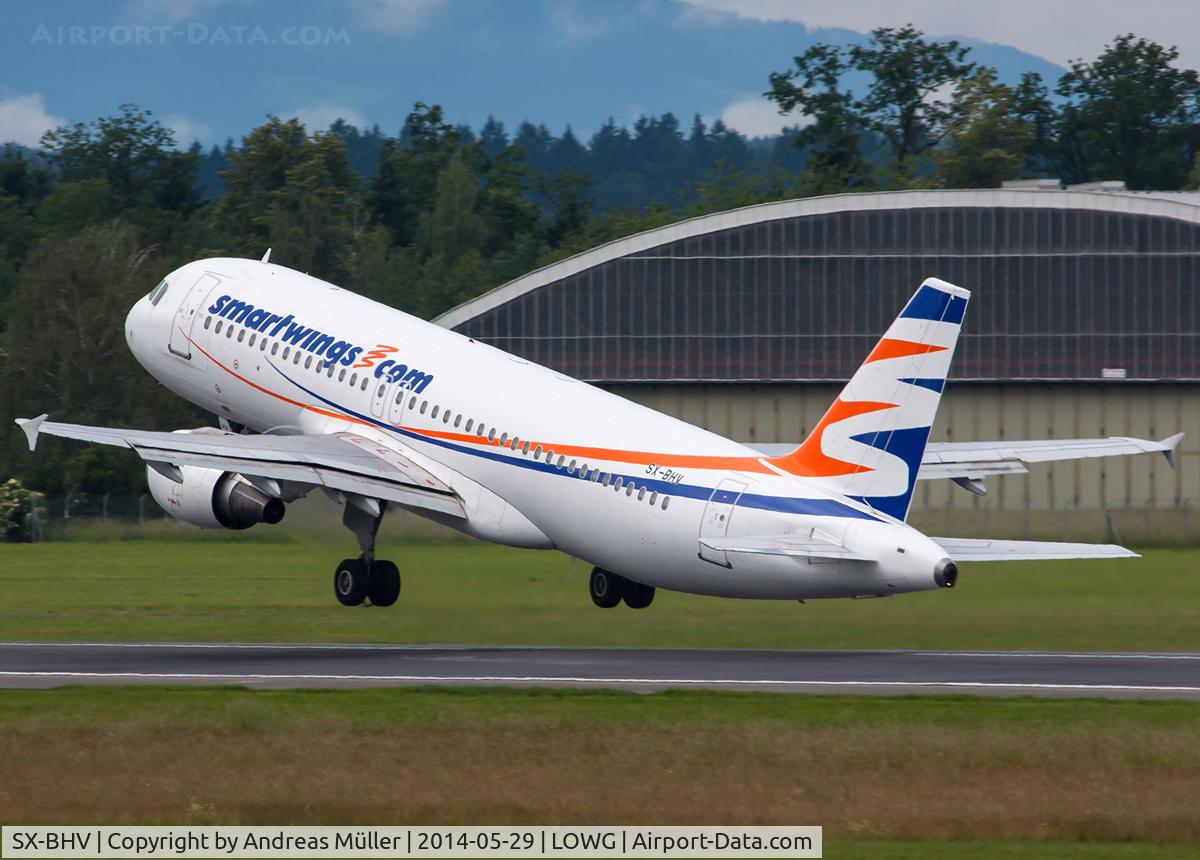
[164,114,213,146]
[679,0,1200,70]
[287,102,368,132]
[0,93,66,147]
[547,2,609,41]
[351,0,446,36]
[124,0,234,24]
[718,96,807,138]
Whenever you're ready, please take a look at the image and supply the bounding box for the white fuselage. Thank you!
[124,258,952,600]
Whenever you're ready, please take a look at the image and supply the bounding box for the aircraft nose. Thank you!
[125,297,148,356]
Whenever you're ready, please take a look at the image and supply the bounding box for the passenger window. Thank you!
[568,459,577,473]
[409,396,418,409]
[509,437,519,449]
[271,342,278,355]
[477,424,486,437]
[533,445,542,458]
[488,428,496,442]
[649,491,658,505]
[626,484,635,496]
[602,473,611,486]
[215,320,223,334]
[360,377,368,391]
[522,441,531,454]
[226,326,234,338]
[556,455,565,469]
[454,415,462,428]
[499,433,508,446]
[614,477,624,490]
[260,340,268,352]
[350,373,358,386]
[420,401,428,414]
[661,497,670,510]
[328,364,335,377]
[376,383,386,398]
[465,419,474,432]
[203,316,211,330]
[282,347,290,359]
[593,470,602,483]
[430,405,439,419]
[545,450,555,462]
[637,487,646,501]
[293,351,301,364]
[443,411,451,424]
[248,333,256,346]
[395,391,403,405]
[339,369,346,382]
[237,329,245,343]
[304,355,312,369]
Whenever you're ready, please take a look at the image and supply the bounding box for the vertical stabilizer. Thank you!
[768,278,970,520]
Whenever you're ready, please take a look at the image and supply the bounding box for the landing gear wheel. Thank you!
[334,558,369,606]
[589,568,625,608]
[623,581,655,609]
[369,559,401,607]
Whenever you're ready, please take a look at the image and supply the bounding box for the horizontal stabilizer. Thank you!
[699,531,871,561]
[933,537,1138,561]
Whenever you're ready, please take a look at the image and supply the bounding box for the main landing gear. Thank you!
[589,567,655,609]
[334,496,401,607]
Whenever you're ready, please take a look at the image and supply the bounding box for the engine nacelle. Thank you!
[146,464,285,530]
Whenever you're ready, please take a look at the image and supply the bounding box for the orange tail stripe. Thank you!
[866,338,948,363]
[768,399,896,477]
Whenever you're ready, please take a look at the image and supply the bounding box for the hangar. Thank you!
[436,187,1199,540]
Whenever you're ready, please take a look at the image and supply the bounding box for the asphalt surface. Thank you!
[1,642,1199,698]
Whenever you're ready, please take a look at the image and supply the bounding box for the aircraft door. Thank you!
[168,273,221,360]
[386,379,414,430]
[698,478,747,567]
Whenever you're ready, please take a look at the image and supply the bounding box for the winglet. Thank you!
[1160,432,1184,469]
[14,414,48,452]
[261,247,272,263]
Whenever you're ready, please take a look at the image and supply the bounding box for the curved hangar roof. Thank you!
[435,189,1200,383]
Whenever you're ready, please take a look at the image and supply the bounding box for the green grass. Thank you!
[1,687,1197,842]
[0,539,1198,650]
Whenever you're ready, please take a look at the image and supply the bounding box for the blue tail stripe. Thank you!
[901,285,967,325]
[849,425,932,520]
[898,377,946,393]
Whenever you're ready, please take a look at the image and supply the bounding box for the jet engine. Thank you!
[146,464,285,530]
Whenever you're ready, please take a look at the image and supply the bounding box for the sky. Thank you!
[0,1,1196,150]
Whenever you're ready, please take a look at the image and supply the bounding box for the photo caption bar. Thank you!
[2,826,821,859]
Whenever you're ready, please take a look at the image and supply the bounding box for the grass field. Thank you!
[0,686,1197,849]
[0,538,1197,650]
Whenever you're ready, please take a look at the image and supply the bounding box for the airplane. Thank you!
[16,257,1184,609]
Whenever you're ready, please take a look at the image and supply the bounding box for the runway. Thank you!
[1,642,1199,698]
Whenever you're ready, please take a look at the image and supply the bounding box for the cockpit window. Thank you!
[147,280,169,306]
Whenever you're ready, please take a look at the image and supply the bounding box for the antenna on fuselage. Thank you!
[261,248,272,263]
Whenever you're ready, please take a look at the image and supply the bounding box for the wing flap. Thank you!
[18,417,465,518]
[933,537,1138,561]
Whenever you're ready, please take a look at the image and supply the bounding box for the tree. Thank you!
[849,25,976,172]
[767,26,975,184]
[212,117,359,280]
[368,103,460,246]
[934,68,1030,188]
[767,43,873,194]
[1056,34,1200,189]
[40,104,199,215]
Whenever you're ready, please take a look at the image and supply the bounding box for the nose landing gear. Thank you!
[589,567,655,609]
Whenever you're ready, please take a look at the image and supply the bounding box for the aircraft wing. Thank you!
[749,433,1183,496]
[932,537,1138,561]
[699,531,872,561]
[14,414,465,518]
